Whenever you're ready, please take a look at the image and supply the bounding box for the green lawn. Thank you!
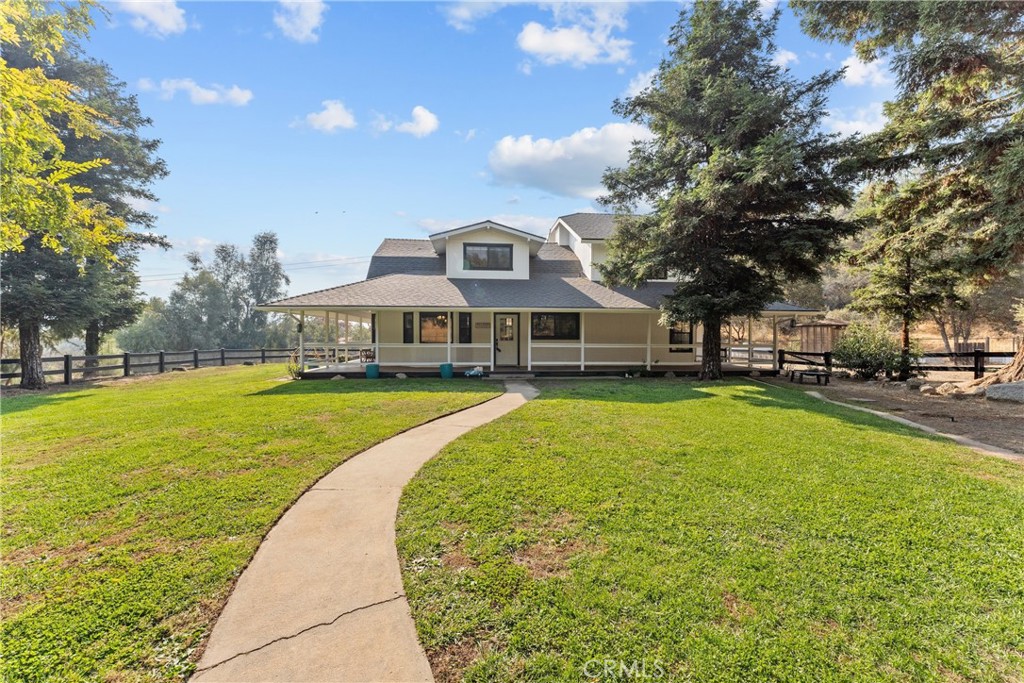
[397,380,1024,682]
[0,366,499,682]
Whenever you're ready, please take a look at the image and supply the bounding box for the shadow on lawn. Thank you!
[0,390,90,415]
[727,380,954,446]
[249,378,501,398]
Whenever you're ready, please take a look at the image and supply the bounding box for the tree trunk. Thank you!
[83,320,101,377]
[898,316,912,381]
[965,344,1024,388]
[19,320,46,389]
[932,314,954,355]
[700,318,723,380]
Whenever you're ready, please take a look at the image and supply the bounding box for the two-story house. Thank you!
[259,213,815,375]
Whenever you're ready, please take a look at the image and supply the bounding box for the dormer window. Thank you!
[463,243,513,271]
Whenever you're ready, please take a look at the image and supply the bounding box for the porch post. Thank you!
[489,311,495,372]
[771,315,779,371]
[447,310,453,364]
[645,313,652,370]
[373,310,380,364]
[344,313,350,361]
[747,314,754,367]
[527,311,533,372]
[298,309,306,371]
[580,311,586,371]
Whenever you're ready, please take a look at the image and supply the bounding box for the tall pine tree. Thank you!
[793,0,1024,383]
[600,0,861,378]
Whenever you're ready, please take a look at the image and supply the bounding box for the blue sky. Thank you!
[89,1,895,298]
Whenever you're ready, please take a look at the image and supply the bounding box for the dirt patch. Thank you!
[722,590,755,621]
[428,633,502,683]
[765,377,1023,455]
[513,538,589,579]
[441,548,477,571]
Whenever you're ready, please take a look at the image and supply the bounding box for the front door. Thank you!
[494,313,519,367]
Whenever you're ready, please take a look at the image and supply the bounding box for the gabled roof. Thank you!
[367,239,445,279]
[428,220,545,256]
[556,213,620,240]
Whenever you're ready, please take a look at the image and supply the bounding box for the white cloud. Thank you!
[115,0,186,37]
[623,68,656,98]
[841,53,892,86]
[376,106,440,138]
[443,2,507,31]
[488,122,652,199]
[517,4,632,67]
[772,49,799,68]
[396,106,440,138]
[298,100,357,132]
[758,0,780,16]
[417,214,555,236]
[139,78,253,106]
[274,0,328,43]
[125,196,171,215]
[827,102,887,135]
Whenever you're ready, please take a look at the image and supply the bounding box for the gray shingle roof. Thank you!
[265,274,675,310]
[558,213,619,240]
[366,239,445,278]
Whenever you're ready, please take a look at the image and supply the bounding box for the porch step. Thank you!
[487,373,536,380]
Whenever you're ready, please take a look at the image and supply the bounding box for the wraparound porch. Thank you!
[281,307,806,375]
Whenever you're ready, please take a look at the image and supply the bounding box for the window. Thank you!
[669,321,693,352]
[371,313,377,343]
[531,313,580,340]
[420,311,449,344]
[463,243,513,271]
[403,312,414,344]
[459,312,472,344]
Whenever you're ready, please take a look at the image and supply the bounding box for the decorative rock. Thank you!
[330,375,345,380]
[985,380,1024,403]
[664,371,676,378]
[749,370,761,378]
[905,377,926,388]
[243,361,255,366]
[919,385,936,395]
[172,366,188,372]
[936,382,960,395]
[395,372,408,379]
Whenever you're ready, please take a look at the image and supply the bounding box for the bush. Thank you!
[831,324,907,379]
[285,352,301,379]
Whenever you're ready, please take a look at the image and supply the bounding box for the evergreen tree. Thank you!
[792,0,1024,383]
[600,0,861,378]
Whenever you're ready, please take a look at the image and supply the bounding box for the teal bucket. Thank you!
[439,363,454,379]
[365,363,380,379]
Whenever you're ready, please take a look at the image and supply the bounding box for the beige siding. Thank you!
[444,229,531,280]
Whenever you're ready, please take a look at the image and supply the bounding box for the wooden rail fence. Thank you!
[778,349,1012,380]
[1,348,295,385]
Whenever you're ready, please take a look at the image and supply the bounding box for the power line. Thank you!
[137,256,373,282]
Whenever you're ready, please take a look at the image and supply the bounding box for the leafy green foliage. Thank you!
[0,366,499,682]
[600,1,861,378]
[831,322,909,379]
[0,0,128,260]
[398,380,1024,681]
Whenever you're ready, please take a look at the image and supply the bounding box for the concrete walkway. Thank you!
[192,381,538,682]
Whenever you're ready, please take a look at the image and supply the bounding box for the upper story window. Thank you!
[463,243,513,271]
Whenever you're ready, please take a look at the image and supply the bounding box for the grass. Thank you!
[397,380,1024,682]
[0,365,499,682]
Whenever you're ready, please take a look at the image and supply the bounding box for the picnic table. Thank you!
[790,369,831,385]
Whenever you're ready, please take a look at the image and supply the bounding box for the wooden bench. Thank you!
[790,370,831,385]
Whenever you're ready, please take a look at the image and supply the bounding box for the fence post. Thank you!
[974,348,984,379]
[63,354,73,385]
[220,348,226,366]
[158,350,166,373]
[777,349,785,373]
[123,352,131,377]
[193,349,200,369]
[824,351,833,373]
[261,347,267,364]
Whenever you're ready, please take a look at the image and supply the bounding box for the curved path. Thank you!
[193,381,538,682]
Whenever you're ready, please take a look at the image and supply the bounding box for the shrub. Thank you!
[831,323,906,379]
[285,352,301,379]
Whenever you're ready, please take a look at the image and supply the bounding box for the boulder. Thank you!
[395,372,408,379]
[985,380,1024,403]
[664,371,676,378]
[330,375,345,380]
[749,370,761,378]
[936,382,960,395]
[905,377,926,388]
[919,385,936,395]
